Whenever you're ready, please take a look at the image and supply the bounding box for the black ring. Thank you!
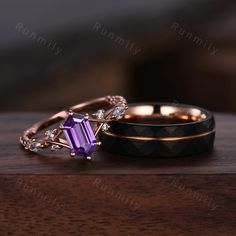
[100,103,215,157]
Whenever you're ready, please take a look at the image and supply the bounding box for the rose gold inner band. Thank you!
[123,105,207,123]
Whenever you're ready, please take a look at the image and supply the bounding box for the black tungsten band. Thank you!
[100,103,215,157]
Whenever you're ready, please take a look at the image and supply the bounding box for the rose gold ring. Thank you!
[20,95,128,160]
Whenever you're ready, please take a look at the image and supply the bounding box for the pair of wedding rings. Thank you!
[20,95,215,160]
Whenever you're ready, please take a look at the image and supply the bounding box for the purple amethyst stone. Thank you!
[63,114,97,157]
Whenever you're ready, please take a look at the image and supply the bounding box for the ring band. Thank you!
[20,96,128,160]
[100,103,215,157]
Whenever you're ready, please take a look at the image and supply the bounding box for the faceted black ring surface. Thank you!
[100,103,215,157]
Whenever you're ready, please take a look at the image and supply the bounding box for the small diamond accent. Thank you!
[113,103,126,117]
[51,145,60,151]
[95,109,105,119]
[26,139,41,152]
[45,129,57,140]
[102,123,110,132]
